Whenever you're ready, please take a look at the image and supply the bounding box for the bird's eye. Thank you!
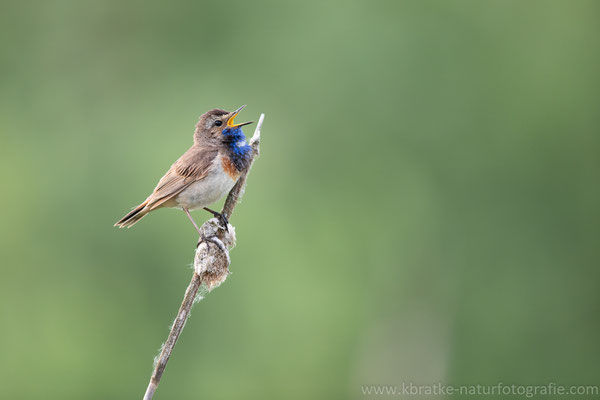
[214,120,223,127]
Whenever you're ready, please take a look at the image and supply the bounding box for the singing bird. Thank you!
[114,106,254,234]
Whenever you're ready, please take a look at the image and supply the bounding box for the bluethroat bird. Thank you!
[114,106,253,235]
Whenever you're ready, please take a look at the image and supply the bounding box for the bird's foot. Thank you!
[197,233,210,249]
[203,207,229,232]
[196,232,229,257]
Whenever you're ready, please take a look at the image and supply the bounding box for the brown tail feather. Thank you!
[114,201,149,228]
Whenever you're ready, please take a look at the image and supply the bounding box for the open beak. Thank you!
[227,105,254,128]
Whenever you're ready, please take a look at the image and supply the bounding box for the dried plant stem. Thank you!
[142,113,264,400]
[143,274,201,400]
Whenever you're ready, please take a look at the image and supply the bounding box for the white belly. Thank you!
[174,156,237,210]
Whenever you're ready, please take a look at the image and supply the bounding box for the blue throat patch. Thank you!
[222,127,252,171]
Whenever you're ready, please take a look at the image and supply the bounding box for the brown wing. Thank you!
[145,146,218,210]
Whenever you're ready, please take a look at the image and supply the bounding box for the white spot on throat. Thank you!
[236,140,246,147]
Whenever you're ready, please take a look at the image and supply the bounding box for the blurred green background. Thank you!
[1,0,599,399]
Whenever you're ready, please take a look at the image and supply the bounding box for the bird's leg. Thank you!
[184,208,212,248]
[183,208,203,236]
[203,207,229,231]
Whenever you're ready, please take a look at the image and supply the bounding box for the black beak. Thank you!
[227,105,253,127]
[234,120,254,127]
